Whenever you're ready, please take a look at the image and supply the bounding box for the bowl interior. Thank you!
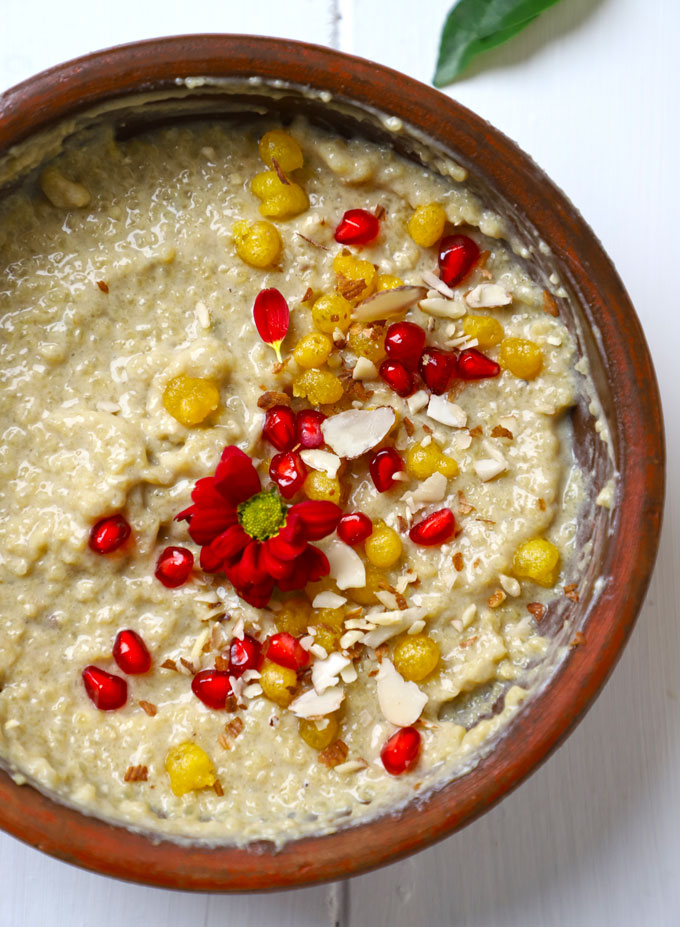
[0,37,664,891]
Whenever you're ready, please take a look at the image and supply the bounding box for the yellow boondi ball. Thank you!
[407,203,447,247]
[312,293,353,334]
[165,742,215,797]
[332,252,377,303]
[377,274,404,291]
[293,368,344,406]
[304,470,342,503]
[293,332,334,368]
[365,521,402,568]
[463,315,504,349]
[258,130,304,172]
[232,219,281,268]
[299,714,339,751]
[275,597,313,636]
[405,440,459,481]
[163,375,220,426]
[513,537,560,587]
[346,564,383,606]
[251,170,309,219]
[500,337,544,380]
[348,323,387,363]
[311,622,342,653]
[393,634,440,682]
[259,659,298,707]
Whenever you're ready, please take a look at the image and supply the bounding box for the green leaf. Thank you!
[433,0,562,87]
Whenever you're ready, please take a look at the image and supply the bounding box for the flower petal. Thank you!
[289,500,342,540]
[253,288,289,348]
[182,481,238,545]
[258,542,297,581]
[214,446,261,505]
[199,524,250,572]
[237,578,275,609]
[225,540,269,591]
[278,544,330,591]
[265,513,307,561]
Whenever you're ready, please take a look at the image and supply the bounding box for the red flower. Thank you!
[253,288,289,362]
[176,446,341,607]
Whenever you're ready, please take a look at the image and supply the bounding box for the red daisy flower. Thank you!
[176,446,341,607]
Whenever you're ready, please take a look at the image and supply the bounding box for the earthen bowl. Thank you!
[0,35,665,891]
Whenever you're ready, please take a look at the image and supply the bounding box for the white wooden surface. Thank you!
[1,0,678,924]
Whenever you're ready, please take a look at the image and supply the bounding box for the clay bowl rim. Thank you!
[0,34,665,892]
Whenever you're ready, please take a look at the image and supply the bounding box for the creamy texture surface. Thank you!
[0,117,587,844]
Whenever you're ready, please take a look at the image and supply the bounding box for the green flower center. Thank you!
[238,489,288,541]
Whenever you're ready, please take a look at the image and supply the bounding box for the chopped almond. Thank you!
[527,602,546,622]
[213,779,224,796]
[537,498,547,511]
[488,589,506,608]
[215,654,229,672]
[124,765,148,782]
[302,286,314,303]
[218,732,233,751]
[564,583,580,603]
[138,700,158,717]
[160,658,178,671]
[460,636,478,649]
[457,490,475,515]
[180,657,195,673]
[543,290,559,316]
[257,390,291,410]
[468,425,483,438]
[403,416,415,437]
[226,717,244,738]
[337,275,366,301]
[318,739,349,768]
[491,425,513,439]
[96,280,109,293]
[374,204,386,219]
[452,552,464,571]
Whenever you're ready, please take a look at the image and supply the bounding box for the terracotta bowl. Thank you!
[0,35,665,891]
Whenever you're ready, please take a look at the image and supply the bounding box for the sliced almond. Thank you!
[289,686,345,719]
[352,357,379,380]
[406,389,429,415]
[419,296,467,319]
[465,284,512,309]
[376,660,427,726]
[474,457,506,481]
[312,590,347,609]
[320,538,366,590]
[300,448,341,478]
[422,270,455,298]
[427,394,467,428]
[312,652,351,694]
[321,406,395,459]
[353,285,427,322]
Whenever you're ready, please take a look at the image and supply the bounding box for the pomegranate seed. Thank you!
[334,208,380,246]
[191,669,233,709]
[379,359,414,397]
[438,234,480,286]
[456,348,500,380]
[381,726,421,775]
[296,409,326,449]
[337,512,373,546]
[264,632,310,671]
[253,288,289,361]
[385,321,426,371]
[269,450,307,499]
[419,348,458,394]
[113,629,151,674]
[369,447,404,492]
[154,546,194,588]
[88,514,131,554]
[409,508,456,546]
[228,634,262,677]
[82,665,127,711]
[263,405,297,451]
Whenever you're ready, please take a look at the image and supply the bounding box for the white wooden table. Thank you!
[2,1,678,924]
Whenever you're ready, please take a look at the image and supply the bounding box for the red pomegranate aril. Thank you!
[154,546,194,588]
[334,208,380,246]
[456,347,501,380]
[419,348,458,394]
[337,512,373,546]
[191,669,233,710]
[113,629,152,675]
[369,447,404,493]
[228,634,263,677]
[381,726,421,775]
[82,665,128,711]
[437,234,480,286]
[379,359,414,397]
[409,508,456,546]
[385,321,427,371]
[263,405,297,452]
[265,632,310,671]
[296,409,326,449]
[88,514,131,554]
[269,450,307,498]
